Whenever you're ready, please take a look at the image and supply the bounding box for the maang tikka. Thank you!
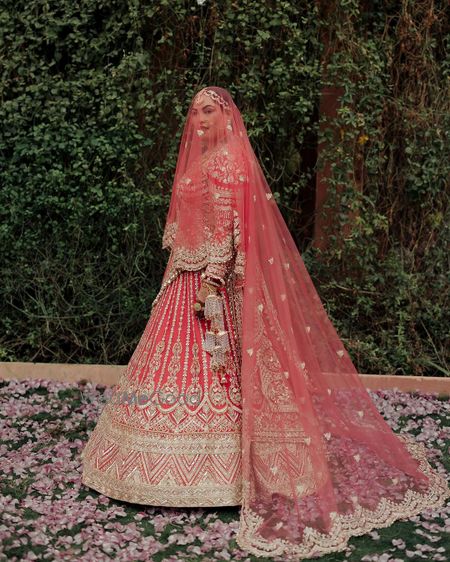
[193,88,230,109]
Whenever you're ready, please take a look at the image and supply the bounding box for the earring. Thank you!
[226,119,232,132]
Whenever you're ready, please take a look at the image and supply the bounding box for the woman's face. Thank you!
[191,98,223,143]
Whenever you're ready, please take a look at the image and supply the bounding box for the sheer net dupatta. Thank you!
[233,122,449,557]
[162,86,449,559]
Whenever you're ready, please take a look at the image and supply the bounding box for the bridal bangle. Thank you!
[193,278,219,316]
[201,280,219,294]
[200,271,225,288]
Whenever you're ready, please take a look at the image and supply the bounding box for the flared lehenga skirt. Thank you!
[81,269,244,507]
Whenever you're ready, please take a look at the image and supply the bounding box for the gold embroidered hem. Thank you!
[82,468,242,507]
[81,410,242,507]
[235,433,450,559]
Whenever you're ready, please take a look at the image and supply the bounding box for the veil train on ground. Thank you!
[164,86,449,559]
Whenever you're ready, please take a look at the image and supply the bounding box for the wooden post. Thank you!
[313,2,365,251]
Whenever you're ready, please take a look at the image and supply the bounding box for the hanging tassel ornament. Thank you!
[203,293,231,383]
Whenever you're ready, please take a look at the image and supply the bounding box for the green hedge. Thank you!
[0,0,448,376]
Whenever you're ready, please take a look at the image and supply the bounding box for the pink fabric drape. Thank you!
[162,86,449,559]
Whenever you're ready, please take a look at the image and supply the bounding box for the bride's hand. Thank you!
[196,281,218,304]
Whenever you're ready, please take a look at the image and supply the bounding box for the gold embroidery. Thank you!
[156,146,246,308]
[185,342,203,408]
[82,269,244,507]
[162,221,178,250]
[249,439,318,500]
[82,411,242,507]
[256,332,298,413]
[236,433,450,558]
[82,466,242,507]
[225,275,243,368]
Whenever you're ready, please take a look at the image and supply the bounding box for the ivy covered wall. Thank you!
[0,0,448,375]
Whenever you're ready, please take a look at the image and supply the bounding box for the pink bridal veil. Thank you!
[162,86,450,559]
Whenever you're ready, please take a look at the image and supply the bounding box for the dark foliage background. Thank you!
[0,0,448,375]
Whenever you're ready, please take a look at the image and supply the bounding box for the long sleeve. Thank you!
[204,184,236,284]
[204,148,246,286]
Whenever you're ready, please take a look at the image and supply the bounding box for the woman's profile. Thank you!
[81,86,449,559]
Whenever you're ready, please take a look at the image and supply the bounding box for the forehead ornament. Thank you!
[193,88,230,109]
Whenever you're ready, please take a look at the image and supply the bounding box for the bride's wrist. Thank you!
[200,271,224,288]
[201,281,219,294]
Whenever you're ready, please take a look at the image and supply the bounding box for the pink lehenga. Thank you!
[81,140,246,506]
[82,86,449,559]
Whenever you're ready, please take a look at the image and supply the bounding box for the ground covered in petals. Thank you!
[0,378,448,562]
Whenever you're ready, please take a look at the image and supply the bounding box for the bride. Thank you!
[82,86,449,559]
